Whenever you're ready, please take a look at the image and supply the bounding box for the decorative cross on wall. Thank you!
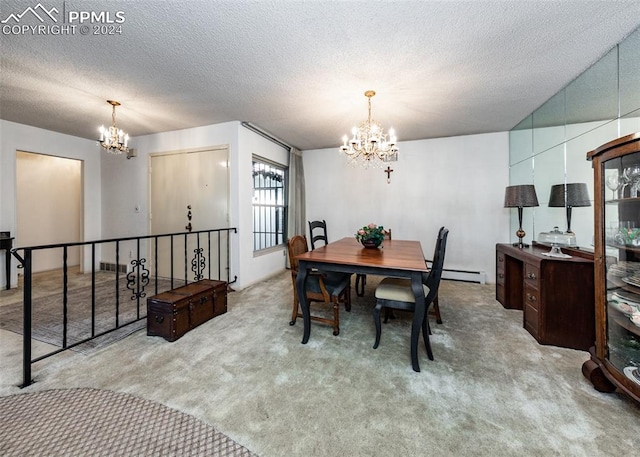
[384,166,394,184]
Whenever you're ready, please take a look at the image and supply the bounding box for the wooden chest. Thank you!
[198,279,228,317]
[147,280,227,342]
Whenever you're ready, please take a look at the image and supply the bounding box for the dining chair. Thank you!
[308,220,328,250]
[287,235,351,336]
[423,259,443,325]
[383,237,442,325]
[308,219,353,310]
[355,229,391,297]
[372,227,449,360]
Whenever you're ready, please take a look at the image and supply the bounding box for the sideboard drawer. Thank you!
[496,252,506,305]
[524,263,539,287]
[524,284,540,311]
[524,283,541,342]
[524,301,539,339]
[496,252,506,286]
[496,284,505,304]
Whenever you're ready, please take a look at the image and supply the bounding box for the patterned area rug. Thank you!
[0,388,258,457]
[0,278,181,354]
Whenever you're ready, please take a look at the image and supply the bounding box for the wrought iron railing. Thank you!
[10,228,237,387]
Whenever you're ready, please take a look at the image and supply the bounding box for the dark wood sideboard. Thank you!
[496,243,595,351]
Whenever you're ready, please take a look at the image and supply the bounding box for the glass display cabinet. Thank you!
[583,133,640,404]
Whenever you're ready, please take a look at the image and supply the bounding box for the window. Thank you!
[252,157,287,251]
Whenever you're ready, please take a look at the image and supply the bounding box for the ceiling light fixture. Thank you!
[340,90,398,168]
[98,100,129,154]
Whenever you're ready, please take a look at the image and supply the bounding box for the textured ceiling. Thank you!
[1,0,639,151]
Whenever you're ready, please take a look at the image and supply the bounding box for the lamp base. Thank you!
[513,228,528,248]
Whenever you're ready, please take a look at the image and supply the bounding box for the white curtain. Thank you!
[287,148,306,239]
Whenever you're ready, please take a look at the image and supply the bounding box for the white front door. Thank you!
[149,148,229,281]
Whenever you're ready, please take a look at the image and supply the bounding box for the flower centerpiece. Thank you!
[355,223,388,248]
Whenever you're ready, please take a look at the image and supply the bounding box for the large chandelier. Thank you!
[339,90,398,167]
[98,100,129,154]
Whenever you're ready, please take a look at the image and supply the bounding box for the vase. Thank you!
[361,239,382,249]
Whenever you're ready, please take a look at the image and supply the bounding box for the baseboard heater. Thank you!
[99,262,129,274]
[442,268,486,284]
[426,261,486,284]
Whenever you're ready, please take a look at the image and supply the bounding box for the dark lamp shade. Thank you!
[548,183,591,207]
[504,185,539,208]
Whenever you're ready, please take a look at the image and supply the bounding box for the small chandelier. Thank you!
[98,100,129,154]
[339,90,398,167]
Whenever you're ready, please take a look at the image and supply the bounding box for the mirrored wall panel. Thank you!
[508,26,640,250]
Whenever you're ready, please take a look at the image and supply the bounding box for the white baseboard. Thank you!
[442,268,486,284]
[425,261,486,284]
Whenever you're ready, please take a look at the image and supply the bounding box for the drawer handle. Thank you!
[498,257,504,263]
[155,315,164,323]
[527,293,537,302]
[498,273,504,279]
[200,296,208,304]
[527,273,537,280]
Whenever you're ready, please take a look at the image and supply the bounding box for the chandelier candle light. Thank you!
[340,90,398,167]
[99,100,129,154]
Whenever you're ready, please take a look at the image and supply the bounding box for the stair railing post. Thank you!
[21,249,33,388]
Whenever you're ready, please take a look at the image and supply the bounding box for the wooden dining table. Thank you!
[295,237,429,372]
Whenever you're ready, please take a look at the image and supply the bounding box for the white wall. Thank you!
[303,132,510,283]
[101,122,239,239]
[16,152,82,272]
[0,118,508,288]
[0,120,101,287]
[100,121,289,289]
[237,128,289,288]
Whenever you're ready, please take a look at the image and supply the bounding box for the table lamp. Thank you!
[548,183,591,234]
[504,184,539,248]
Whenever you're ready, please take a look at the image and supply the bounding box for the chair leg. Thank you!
[373,302,383,349]
[344,280,352,312]
[355,274,366,297]
[383,308,396,323]
[421,313,434,360]
[332,300,340,336]
[290,297,299,326]
[432,294,443,324]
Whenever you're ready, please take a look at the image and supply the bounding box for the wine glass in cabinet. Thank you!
[583,132,640,404]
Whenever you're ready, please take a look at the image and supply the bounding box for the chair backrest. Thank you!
[308,220,328,250]
[424,227,449,304]
[287,235,309,274]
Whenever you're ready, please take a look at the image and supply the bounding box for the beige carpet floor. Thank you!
[1,271,639,456]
